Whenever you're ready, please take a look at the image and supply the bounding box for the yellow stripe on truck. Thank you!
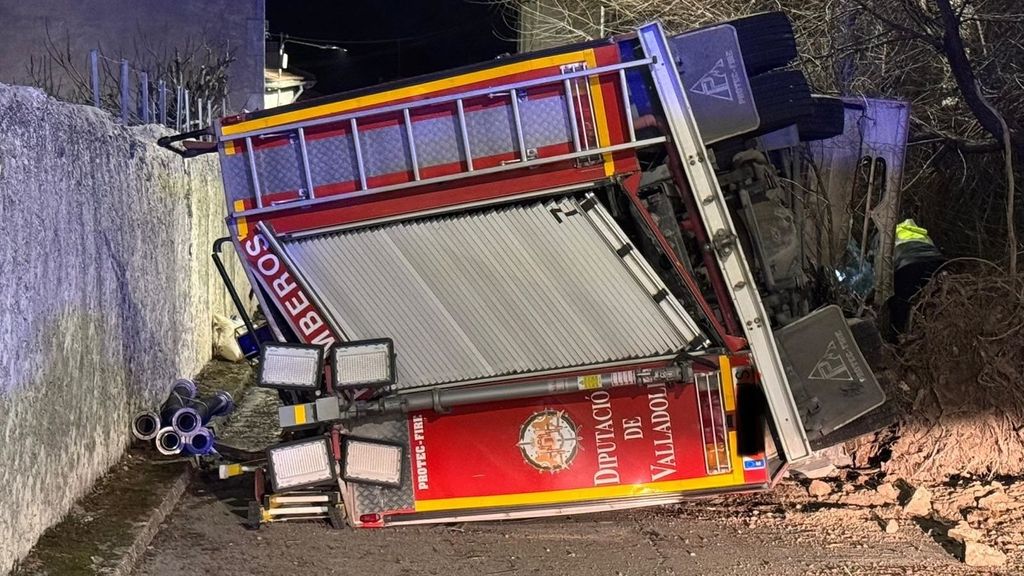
[718,356,748,480]
[582,52,616,177]
[414,463,745,513]
[223,51,599,136]
[233,200,248,236]
[719,355,736,412]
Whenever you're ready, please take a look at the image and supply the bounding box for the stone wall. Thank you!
[0,83,246,572]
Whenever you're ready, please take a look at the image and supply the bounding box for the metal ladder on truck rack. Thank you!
[220,59,665,219]
[636,23,813,463]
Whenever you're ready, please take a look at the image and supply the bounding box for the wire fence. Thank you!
[87,48,229,131]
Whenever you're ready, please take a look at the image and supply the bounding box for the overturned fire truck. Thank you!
[161,13,889,529]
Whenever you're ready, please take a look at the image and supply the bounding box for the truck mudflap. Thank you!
[341,355,775,527]
[775,306,886,444]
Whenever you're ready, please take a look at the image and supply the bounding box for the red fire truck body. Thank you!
[164,16,885,528]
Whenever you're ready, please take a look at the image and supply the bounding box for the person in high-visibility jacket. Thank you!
[895,219,934,245]
[889,219,945,336]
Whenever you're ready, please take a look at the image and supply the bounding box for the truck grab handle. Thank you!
[157,126,217,158]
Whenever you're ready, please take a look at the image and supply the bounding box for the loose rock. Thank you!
[808,480,832,498]
[876,482,899,503]
[963,542,1006,567]
[977,490,1009,511]
[902,486,933,517]
[840,490,887,507]
[884,519,899,534]
[947,521,983,543]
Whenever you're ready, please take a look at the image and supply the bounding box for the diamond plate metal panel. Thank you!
[349,417,414,515]
[465,104,515,159]
[254,138,303,196]
[410,114,463,168]
[219,153,253,204]
[361,123,412,178]
[306,133,358,188]
[282,196,702,391]
[521,94,572,151]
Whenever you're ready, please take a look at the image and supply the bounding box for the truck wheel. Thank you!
[709,137,751,170]
[797,96,846,141]
[727,12,799,76]
[749,70,814,134]
[247,501,263,530]
[735,381,768,457]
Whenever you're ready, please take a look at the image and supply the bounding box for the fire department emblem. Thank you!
[518,410,579,472]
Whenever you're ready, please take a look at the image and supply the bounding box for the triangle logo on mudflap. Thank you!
[808,341,854,381]
[690,59,733,102]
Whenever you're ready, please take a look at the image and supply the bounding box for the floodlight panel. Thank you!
[334,341,393,388]
[262,344,322,389]
[344,439,403,486]
[268,438,335,490]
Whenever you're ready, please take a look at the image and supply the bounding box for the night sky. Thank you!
[266,0,517,98]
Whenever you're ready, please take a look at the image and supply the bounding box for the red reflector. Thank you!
[359,513,382,524]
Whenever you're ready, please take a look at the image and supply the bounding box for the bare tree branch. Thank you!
[934,0,1005,141]
[851,0,943,49]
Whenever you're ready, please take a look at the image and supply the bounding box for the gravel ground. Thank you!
[133,478,1017,576]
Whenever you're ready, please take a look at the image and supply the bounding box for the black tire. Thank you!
[847,318,884,367]
[709,137,751,170]
[726,12,798,76]
[247,501,263,530]
[749,70,814,134]
[735,381,768,457]
[797,96,847,141]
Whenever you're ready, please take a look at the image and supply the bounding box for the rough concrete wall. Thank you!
[0,83,246,573]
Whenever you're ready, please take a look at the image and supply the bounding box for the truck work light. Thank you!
[259,343,324,391]
[332,339,395,389]
[342,438,403,487]
[266,437,337,492]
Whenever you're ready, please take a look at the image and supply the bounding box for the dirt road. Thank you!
[133,476,1015,576]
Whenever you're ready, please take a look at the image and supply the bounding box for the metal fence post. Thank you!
[184,89,191,130]
[89,49,100,108]
[158,80,167,126]
[208,98,214,122]
[119,59,130,124]
[140,71,150,124]
[175,85,183,131]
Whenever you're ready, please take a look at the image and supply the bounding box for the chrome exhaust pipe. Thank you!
[155,426,184,455]
[131,410,161,441]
